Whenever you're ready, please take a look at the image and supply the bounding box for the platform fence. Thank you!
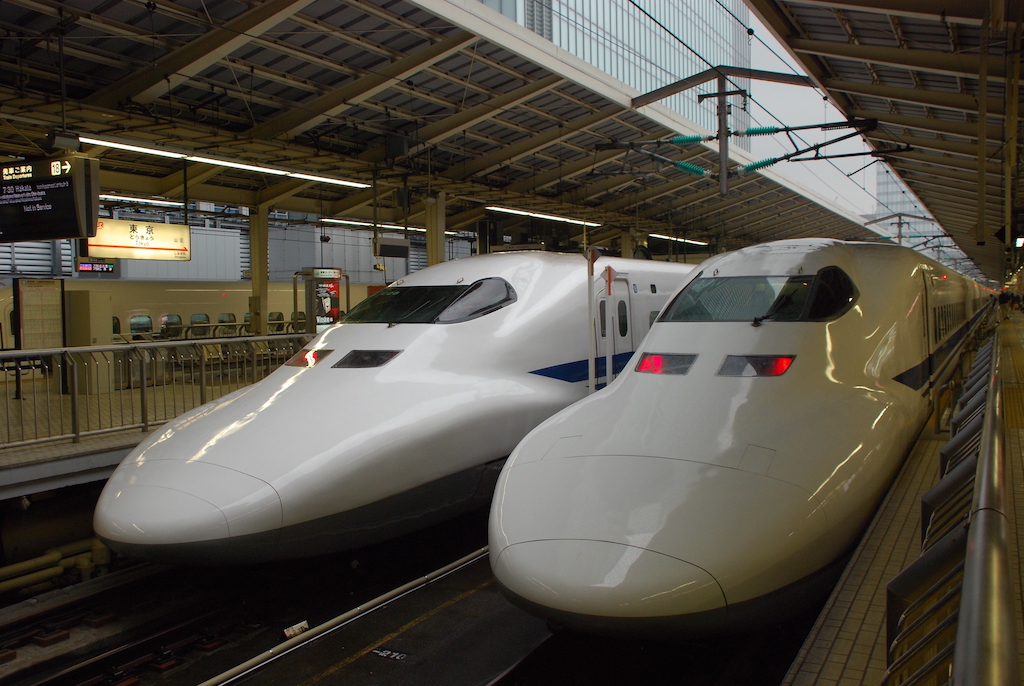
[0,334,313,451]
[882,331,1019,686]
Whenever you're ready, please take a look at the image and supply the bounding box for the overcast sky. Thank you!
[742,13,881,218]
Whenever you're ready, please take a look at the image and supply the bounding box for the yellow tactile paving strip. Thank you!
[783,314,1024,686]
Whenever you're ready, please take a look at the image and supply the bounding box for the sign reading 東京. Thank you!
[88,218,191,261]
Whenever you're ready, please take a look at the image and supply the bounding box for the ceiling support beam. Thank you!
[977,19,990,244]
[885,150,1003,176]
[86,0,318,108]
[867,133,1004,160]
[896,165,1003,192]
[790,38,1006,81]
[249,30,476,140]
[850,110,1003,142]
[504,149,626,195]
[782,0,986,25]
[450,106,624,181]
[822,79,1005,116]
[360,75,564,163]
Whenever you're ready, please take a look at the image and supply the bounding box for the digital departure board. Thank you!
[0,156,100,242]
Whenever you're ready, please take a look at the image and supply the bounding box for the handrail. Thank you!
[0,334,313,451]
[884,316,1019,686]
[0,333,310,360]
[951,330,1019,685]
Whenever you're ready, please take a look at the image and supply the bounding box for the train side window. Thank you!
[218,313,236,323]
[269,311,284,333]
[190,313,210,338]
[160,314,182,338]
[807,267,859,321]
[112,316,121,335]
[130,315,152,334]
[243,312,251,334]
[618,300,628,337]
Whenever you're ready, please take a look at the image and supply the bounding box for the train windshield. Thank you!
[344,278,516,324]
[661,267,857,323]
[662,275,812,322]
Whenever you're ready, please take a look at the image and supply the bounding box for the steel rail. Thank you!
[197,546,490,686]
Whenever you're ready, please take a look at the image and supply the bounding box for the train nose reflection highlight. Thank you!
[493,539,724,617]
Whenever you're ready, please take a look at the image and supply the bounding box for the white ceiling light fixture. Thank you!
[99,194,184,207]
[321,217,457,236]
[79,135,371,188]
[649,232,709,246]
[186,156,289,176]
[288,173,370,189]
[485,205,601,227]
[79,136,186,159]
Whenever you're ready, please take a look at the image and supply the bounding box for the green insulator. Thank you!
[670,135,705,146]
[674,160,708,177]
[742,126,780,137]
[744,158,777,173]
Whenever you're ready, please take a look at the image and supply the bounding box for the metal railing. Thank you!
[883,332,1020,685]
[0,334,312,450]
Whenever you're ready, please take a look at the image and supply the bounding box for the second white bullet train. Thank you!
[94,251,694,564]
[489,239,990,637]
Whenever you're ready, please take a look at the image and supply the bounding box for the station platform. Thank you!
[0,429,152,500]
[782,314,1024,685]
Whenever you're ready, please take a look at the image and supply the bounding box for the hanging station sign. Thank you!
[88,218,191,261]
[0,156,100,242]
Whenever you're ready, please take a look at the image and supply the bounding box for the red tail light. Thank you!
[717,355,795,377]
[635,353,696,375]
[284,349,334,367]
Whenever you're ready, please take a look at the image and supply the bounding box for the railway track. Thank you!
[3,509,492,686]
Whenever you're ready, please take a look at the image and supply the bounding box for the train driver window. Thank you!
[807,267,859,321]
[345,278,516,324]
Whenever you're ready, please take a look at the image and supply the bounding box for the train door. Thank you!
[595,277,633,387]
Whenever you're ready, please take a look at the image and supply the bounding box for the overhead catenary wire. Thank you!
[631,0,971,267]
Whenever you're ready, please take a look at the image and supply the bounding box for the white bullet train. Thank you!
[489,239,991,637]
[93,251,694,564]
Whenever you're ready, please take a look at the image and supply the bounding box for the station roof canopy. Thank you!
[2,0,884,255]
[747,0,1022,281]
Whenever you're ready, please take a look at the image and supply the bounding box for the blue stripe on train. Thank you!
[893,302,991,390]
[530,351,636,383]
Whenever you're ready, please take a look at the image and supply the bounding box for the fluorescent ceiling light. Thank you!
[79,136,185,159]
[186,156,288,175]
[288,173,370,189]
[99,194,184,207]
[649,233,708,246]
[80,136,370,188]
[486,205,601,227]
[321,217,456,235]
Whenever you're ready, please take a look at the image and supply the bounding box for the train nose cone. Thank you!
[94,460,283,558]
[94,485,229,543]
[492,539,724,618]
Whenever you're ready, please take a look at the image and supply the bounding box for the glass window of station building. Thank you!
[479,0,753,149]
